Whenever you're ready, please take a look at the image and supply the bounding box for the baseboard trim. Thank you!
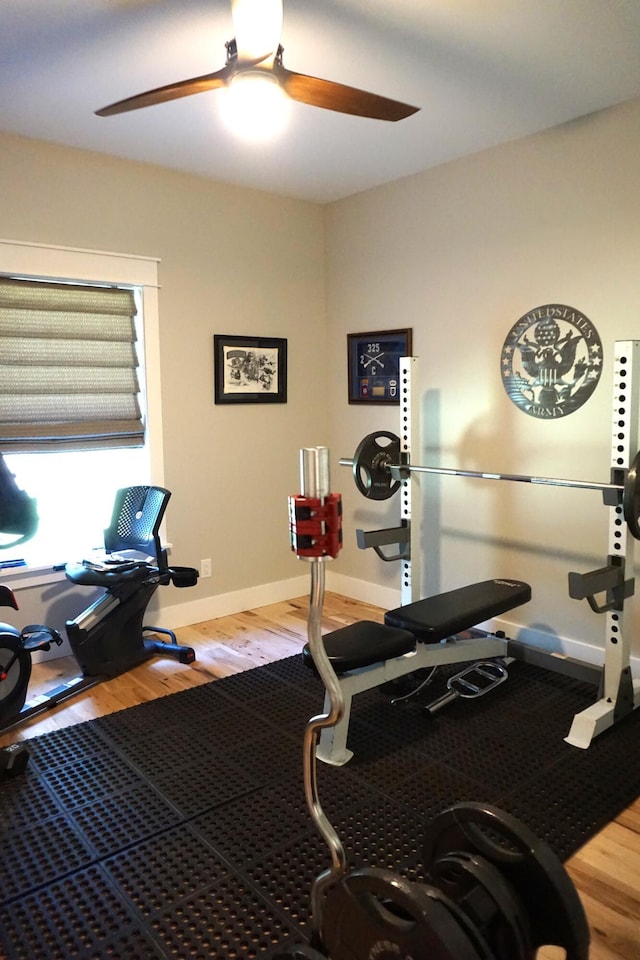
[156,572,401,630]
[156,575,310,629]
[325,572,401,612]
[483,613,640,673]
[100,572,640,676]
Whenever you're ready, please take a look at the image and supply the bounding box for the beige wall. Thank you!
[0,132,327,627]
[2,96,640,662]
[325,97,640,657]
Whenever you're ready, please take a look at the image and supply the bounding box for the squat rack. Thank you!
[340,340,640,749]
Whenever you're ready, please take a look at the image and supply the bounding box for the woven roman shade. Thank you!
[0,277,144,452]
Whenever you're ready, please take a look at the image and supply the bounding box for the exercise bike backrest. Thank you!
[65,486,173,590]
[104,485,170,571]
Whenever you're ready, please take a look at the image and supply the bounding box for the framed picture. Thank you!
[347,328,412,404]
[214,335,287,404]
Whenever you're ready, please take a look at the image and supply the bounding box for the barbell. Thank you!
[339,430,640,540]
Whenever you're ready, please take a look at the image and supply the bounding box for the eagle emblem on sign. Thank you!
[501,305,603,418]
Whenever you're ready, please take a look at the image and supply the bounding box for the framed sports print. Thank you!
[347,329,412,404]
[214,335,287,404]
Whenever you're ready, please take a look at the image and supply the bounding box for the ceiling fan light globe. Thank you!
[232,0,283,61]
[221,71,289,141]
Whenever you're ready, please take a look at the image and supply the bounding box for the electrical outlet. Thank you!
[200,558,212,579]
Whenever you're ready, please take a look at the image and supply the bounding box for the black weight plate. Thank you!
[352,431,401,500]
[431,852,533,960]
[623,449,640,540]
[423,884,497,960]
[322,866,485,960]
[422,803,589,960]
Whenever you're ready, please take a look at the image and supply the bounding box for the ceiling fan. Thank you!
[96,0,419,122]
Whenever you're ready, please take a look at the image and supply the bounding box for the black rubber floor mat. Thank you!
[1,654,639,958]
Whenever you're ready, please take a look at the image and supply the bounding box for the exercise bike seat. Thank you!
[65,559,198,590]
[65,558,152,585]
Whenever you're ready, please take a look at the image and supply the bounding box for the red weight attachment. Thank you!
[289,493,343,559]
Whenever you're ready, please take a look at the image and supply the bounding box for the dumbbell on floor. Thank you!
[0,742,30,781]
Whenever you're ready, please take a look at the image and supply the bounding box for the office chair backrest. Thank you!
[104,486,171,570]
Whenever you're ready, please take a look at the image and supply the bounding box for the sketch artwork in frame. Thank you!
[347,328,412,404]
[214,335,288,404]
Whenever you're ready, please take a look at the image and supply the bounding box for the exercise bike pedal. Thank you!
[20,624,64,653]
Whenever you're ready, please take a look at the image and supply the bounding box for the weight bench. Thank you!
[303,578,531,766]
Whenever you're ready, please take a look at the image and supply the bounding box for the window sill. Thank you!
[0,563,66,590]
[0,544,174,591]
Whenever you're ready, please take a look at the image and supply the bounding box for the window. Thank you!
[0,240,163,570]
[0,278,144,451]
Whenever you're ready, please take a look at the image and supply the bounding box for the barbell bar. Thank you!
[339,430,640,540]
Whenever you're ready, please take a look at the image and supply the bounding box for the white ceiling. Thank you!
[2,0,640,203]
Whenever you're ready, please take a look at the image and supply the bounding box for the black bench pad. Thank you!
[303,621,415,675]
[384,579,531,643]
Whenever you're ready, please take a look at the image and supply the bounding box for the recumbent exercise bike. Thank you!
[0,485,198,735]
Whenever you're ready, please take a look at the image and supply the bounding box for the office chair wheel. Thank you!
[0,633,31,723]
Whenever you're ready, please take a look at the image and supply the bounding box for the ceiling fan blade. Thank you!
[276,66,419,122]
[95,64,234,117]
[232,0,283,62]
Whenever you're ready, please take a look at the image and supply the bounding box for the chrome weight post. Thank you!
[288,447,347,947]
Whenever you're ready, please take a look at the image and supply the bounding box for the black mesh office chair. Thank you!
[65,485,198,677]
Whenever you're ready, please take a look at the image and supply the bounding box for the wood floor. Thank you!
[1,592,639,959]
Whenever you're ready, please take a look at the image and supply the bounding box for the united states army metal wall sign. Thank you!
[501,304,603,419]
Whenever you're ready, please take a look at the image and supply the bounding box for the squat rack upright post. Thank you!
[565,339,640,747]
[399,355,421,606]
